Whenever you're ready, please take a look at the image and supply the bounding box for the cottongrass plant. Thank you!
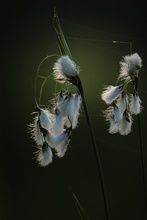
[101,52,143,135]
[29,8,110,220]
[28,7,147,219]
[101,51,147,209]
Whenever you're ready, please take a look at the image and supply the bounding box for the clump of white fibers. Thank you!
[66,93,82,129]
[29,115,44,146]
[103,103,121,134]
[29,107,53,145]
[53,55,80,83]
[119,53,142,82]
[51,92,69,134]
[119,110,133,135]
[55,130,72,158]
[39,108,53,130]
[47,128,70,147]
[52,92,82,132]
[55,92,70,118]
[35,142,53,166]
[52,113,65,134]
[129,91,142,115]
[116,92,129,116]
[101,85,124,105]
[47,126,72,157]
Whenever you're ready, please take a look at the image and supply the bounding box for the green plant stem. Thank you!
[137,114,147,209]
[81,92,110,220]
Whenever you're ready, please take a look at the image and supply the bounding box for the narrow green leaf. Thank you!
[53,7,73,59]
[69,187,89,220]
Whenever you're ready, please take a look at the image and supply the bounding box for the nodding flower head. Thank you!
[66,92,82,129]
[47,125,72,158]
[101,85,124,105]
[103,103,121,134]
[116,92,129,116]
[35,142,53,167]
[29,116,44,146]
[55,126,72,158]
[119,110,133,135]
[119,53,142,82]
[129,91,142,115]
[37,107,53,131]
[29,106,53,146]
[53,56,83,93]
[52,92,82,132]
[53,55,79,82]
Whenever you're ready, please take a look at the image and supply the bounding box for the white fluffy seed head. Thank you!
[113,103,122,124]
[109,117,119,134]
[119,53,142,81]
[35,142,53,166]
[66,93,82,129]
[116,92,129,115]
[53,55,79,83]
[55,142,69,158]
[48,130,69,148]
[119,111,133,135]
[52,114,65,134]
[55,92,70,118]
[103,105,121,134]
[129,92,142,115]
[29,116,44,146]
[48,127,71,157]
[101,85,124,104]
[39,109,53,131]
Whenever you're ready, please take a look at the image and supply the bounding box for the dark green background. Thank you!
[1,1,147,219]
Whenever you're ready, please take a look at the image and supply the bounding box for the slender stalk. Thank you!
[137,114,147,209]
[81,92,110,220]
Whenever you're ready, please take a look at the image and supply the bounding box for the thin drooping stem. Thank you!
[34,54,59,105]
[137,114,147,209]
[134,77,147,211]
[81,92,110,220]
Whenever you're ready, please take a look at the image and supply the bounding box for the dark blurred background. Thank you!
[1,0,147,219]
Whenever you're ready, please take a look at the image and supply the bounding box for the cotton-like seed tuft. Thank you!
[116,92,129,116]
[29,116,44,145]
[119,53,142,81]
[129,92,142,115]
[103,105,121,134]
[101,85,124,104]
[39,109,53,130]
[53,55,79,83]
[119,111,133,135]
[66,93,82,129]
[35,142,53,166]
